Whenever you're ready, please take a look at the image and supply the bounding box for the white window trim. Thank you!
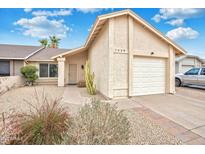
[39,63,58,79]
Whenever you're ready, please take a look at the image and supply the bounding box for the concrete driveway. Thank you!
[132,87,205,138]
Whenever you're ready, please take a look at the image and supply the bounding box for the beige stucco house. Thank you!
[52,9,186,98]
[0,9,187,99]
[175,55,204,74]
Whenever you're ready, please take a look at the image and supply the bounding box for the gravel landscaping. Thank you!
[0,85,65,113]
[125,109,182,145]
[0,86,182,145]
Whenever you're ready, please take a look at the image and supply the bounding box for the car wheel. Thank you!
[175,78,181,87]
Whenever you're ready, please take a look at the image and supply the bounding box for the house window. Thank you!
[49,64,58,77]
[201,68,205,75]
[0,60,10,76]
[39,63,58,78]
[185,68,200,75]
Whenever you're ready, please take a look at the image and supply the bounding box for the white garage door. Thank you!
[132,57,166,96]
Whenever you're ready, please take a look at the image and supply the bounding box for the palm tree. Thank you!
[49,36,61,48]
[39,39,48,47]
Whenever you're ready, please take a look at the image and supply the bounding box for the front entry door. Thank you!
[69,64,77,84]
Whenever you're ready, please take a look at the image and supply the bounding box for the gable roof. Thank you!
[176,54,205,64]
[52,9,187,59]
[0,44,43,60]
[0,44,69,61]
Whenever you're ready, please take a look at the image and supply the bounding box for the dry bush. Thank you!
[19,98,72,144]
[0,110,23,144]
[1,90,72,145]
[64,99,131,145]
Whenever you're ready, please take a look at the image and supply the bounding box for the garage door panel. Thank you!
[133,82,165,87]
[132,57,166,96]
[133,64,164,68]
[133,73,165,77]
[133,70,164,74]
[132,67,165,72]
[133,78,165,83]
[133,87,165,93]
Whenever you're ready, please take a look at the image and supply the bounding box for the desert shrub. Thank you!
[2,90,72,145]
[64,99,131,145]
[18,98,72,144]
[21,65,38,86]
[0,110,23,145]
[85,61,96,95]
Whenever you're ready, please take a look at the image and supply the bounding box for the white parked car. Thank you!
[175,67,205,87]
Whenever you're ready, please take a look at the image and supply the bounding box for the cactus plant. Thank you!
[85,61,96,95]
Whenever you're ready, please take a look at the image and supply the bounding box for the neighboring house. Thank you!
[0,44,42,76]
[0,9,187,98]
[52,9,186,98]
[0,44,68,84]
[175,55,205,74]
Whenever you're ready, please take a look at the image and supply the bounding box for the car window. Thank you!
[200,68,205,75]
[185,68,200,75]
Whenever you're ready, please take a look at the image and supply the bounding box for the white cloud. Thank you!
[76,8,104,13]
[166,19,184,26]
[24,8,32,13]
[152,14,161,23]
[14,16,70,38]
[166,27,199,40]
[88,24,93,32]
[32,9,72,17]
[152,8,205,26]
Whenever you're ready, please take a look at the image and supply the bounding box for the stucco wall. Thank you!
[110,15,173,98]
[133,20,169,58]
[0,76,25,95]
[112,15,129,97]
[88,21,109,97]
[65,51,88,84]
[87,14,177,98]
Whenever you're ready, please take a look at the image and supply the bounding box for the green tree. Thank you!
[39,39,48,47]
[49,36,61,48]
[21,65,38,86]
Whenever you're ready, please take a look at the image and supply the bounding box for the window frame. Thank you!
[185,68,200,75]
[39,63,58,79]
[0,60,10,76]
[49,64,58,78]
[200,68,205,75]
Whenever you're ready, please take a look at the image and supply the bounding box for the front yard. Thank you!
[0,85,181,144]
[0,85,65,113]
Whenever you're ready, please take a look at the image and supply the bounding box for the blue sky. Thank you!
[0,8,205,58]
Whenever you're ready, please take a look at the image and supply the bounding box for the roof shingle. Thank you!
[0,44,69,61]
[27,47,69,61]
[0,44,42,59]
